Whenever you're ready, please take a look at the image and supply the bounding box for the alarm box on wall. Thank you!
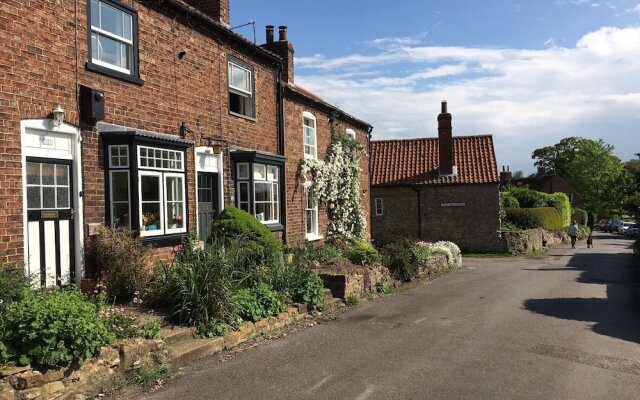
[80,85,105,125]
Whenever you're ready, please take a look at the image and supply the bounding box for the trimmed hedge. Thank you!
[505,207,563,231]
[572,208,588,226]
[546,193,571,228]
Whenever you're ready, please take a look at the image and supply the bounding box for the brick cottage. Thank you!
[370,102,501,252]
[0,0,371,286]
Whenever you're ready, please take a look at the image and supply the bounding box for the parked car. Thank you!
[619,222,633,235]
[607,220,623,233]
[598,219,609,231]
[630,226,640,237]
[624,223,637,236]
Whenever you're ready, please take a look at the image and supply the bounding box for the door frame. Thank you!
[194,146,224,241]
[21,119,84,285]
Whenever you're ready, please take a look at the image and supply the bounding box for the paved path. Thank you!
[142,232,640,399]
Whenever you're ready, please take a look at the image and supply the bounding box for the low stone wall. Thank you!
[497,228,566,255]
[319,265,392,300]
[419,253,449,275]
[0,338,166,400]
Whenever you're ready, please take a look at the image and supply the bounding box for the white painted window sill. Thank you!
[305,234,324,242]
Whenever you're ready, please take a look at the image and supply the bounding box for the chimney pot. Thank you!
[441,100,447,114]
[266,25,274,44]
[278,25,288,41]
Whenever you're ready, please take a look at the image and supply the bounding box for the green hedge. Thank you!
[546,193,571,228]
[505,207,564,231]
[572,208,589,226]
[502,186,571,228]
[500,192,520,208]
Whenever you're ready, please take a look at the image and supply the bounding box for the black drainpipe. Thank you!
[411,186,422,240]
[276,63,287,243]
[367,126,373,234]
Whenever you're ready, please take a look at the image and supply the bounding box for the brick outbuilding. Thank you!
[370,102,501,252]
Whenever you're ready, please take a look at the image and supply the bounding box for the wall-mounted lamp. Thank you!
[51,105,64,127]
[212,143,223,154]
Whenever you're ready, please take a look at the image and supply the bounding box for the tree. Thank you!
[531,137,628,213]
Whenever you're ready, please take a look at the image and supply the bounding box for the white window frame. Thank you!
[109,170,131,229]
[303,112,317,159]
[228,62,252,95]
[164,172,187,235]
[138,145,183,171]
[236,162,280,225]
[90,0,134,75]
[375,198,384,216]
[305,182,320,240]
[346,128,356,140]
[228,59,255,118]
[138,170,164,237]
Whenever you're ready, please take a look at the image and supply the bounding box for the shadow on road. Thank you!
[523,243,640,344]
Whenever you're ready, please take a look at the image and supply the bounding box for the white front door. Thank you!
[21,120,83,286]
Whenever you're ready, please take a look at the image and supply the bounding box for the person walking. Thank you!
[569,220,579,249]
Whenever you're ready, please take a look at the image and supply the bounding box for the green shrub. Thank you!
[234,283,285,322]
[258,262,325,311]
[210,206,281,270]
[148,239,238,331]
[346,295,359,306]
[431,241,462,269]
[505,207,563,231]
[287,241,346,269]
[0,260,30,304]
[411,242,432,268]
[91,226,152,302]
[381,239,418,282]
[3,287,115,366]
[503,186,547,208]
[500,191,520,208]
[546,193,571,227]
[572,208,589,226]
[343,239,381,266]
[100,306,162,340]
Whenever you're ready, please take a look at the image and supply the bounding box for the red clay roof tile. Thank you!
[370,135,499,186]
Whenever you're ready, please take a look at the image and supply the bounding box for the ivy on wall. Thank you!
[299,124,367,238]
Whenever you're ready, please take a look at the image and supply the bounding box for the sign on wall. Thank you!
[441,202,466,207]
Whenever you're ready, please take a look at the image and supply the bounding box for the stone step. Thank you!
[168,336,225,367]
[161,326,196,346]
[323,288,335,301]
[325,297,345,309]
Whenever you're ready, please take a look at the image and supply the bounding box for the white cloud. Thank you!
[294,27,640,174]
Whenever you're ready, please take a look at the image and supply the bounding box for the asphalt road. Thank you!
[142,232,640,400]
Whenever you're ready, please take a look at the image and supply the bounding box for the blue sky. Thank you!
[232,1,640,174]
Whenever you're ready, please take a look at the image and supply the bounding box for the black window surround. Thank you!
[86,0,144,85]
[231,151,285,232]
[227,55,256,121]
[101,130,193,246]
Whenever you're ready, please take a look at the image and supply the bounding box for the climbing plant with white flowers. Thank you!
[299,125,367,238]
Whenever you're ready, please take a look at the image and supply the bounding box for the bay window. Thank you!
[102,130,191,241]
[232,152,284,230]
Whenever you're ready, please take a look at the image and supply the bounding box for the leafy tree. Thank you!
[531,137,628,213]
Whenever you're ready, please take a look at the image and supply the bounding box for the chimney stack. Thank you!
[183,0,230,27]
[438,100,456,176]
[265,25,274,44]
[261,25,295,83]
[537,165,546,177]
[500,165,513,183]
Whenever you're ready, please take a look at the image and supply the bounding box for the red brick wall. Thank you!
[283,96,371,244]
[0,0,278,265]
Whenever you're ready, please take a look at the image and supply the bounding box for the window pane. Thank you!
[57,187,69,208]
[112,203,130,229]
[90,0,99,27]
[167,203,184,228]
[254,164,266,180]
[42,164,54,185]
[255,182,269,201]
[230,64,250,92]
[306,210,313,234]
[55,165,69,186]
[27,187,40,209]
[255,203,269,222]
[100,2,123,37]
[27,163,40,185]
[123,12,132,40]
[166,176,183,202]
[42,187,55,208]
[239,182,249,202]
[141,175,160,201]
[141,203,161,230]
[267,166,278,181]
[237,163,249,179]
[97,34,122,67]
[239,202,249,213]
[111,172,129,202]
